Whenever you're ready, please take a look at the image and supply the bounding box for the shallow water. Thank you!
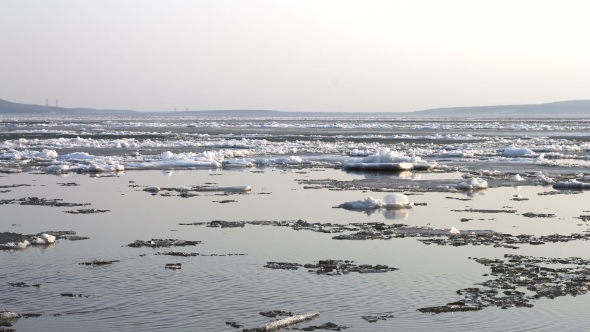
[2,117,590,331]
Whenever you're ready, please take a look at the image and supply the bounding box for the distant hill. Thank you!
[2,97,589,117]
[414,100,590,117]
[0,98,136,115]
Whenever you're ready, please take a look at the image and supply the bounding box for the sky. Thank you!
[1,0,589,113]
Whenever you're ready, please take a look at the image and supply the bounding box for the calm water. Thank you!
[1,168,589,331]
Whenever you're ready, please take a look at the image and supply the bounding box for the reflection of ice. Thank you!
[464,189,487,198]
[382,208,410,220]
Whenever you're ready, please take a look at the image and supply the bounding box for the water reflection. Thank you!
[382,208,410,220]
[343,169,421,180]
[345,207,411,220]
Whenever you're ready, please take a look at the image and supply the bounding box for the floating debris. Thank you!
[265,259,398,275]
[243,311,319,332]
[0,309,20,320]
[538,190,582,196]
[418,254,590,313]
[0,197,90,207]
[165,263,181,269]
[7,282,40,288]
[127,239,201,248]
[226,321,243,329]
[361,314,394,323]
[259,310,293,318]
[64,208,110,214]
[451,208,517,214]
[521,212,556,218]
[156,251,199,257]
[60,293,100,298]
[213,200,237,204]
[264,262,301,270]
[0,231,81,249]
[294,322,350,331]
[57,182,79,186]
[79,259,120,266]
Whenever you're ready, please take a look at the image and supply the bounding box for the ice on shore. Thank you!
[456,178,488,190]
[338,194,412,210]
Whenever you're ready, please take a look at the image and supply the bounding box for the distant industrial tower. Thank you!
[46,99,48,107]
[56,100,59,107]
[174,107,177,112]
[186,107,188,111]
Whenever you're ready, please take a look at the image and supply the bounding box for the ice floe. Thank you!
[338,194,412,210]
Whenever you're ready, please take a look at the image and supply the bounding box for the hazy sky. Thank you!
[1,1,589,112]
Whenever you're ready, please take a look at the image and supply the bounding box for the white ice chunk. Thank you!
[503,147,535,156]
[456,178,488,190]
[144,186,161,192]
[41,233,56,244]
[248,311,319,331]
[382,193,411,209]
[218,185,251,192]
[16,240,30,249]
[510,174,525,182]
[45,164,70,173]
[450,227,460,234]
[0,308,21,320]
[339,194,411,210]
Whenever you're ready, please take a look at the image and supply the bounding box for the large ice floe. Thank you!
[337,193,412,210]
[343,148,436,171]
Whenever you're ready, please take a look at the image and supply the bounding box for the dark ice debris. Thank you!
[213,200,237,203]
[575,215,590,222]
[79,259,120,265]
[64,208,110,214]
[538,190,582,196]
[294,322,350,331]
[165,263,181,269]
[446,196,472,201]
[179,219,406,235]
[60,293,99,298]
[521,212,555,218]
[266,259,398,275]
[418,254,590,314]
[0,197,90,207]
[127,239,201,248]
[264,262,302,270]
[7,282,41,288]
[0,184,31,189]
[361,314,394,322]
[156,251,199,257]
[451,208,517,214]
[20,313,42,318]
[259,310,293,317]
[1,230,86,248]
[57,182,79,186]
[226,321,243,329]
